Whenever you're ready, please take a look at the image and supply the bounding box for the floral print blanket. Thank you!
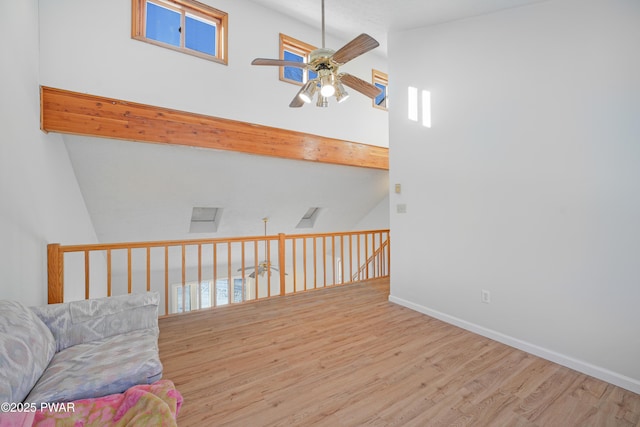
[0,380,182,427]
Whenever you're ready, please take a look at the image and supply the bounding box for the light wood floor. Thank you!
[158,278,640,426]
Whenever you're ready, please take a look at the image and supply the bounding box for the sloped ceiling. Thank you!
[247,0,549,55]
[64,136,389,243]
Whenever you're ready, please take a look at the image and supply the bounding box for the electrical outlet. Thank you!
[481,290,491,304]
[397,204,407,214]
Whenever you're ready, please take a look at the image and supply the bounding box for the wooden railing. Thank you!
[352,237,389,282]
[47,229,389,316]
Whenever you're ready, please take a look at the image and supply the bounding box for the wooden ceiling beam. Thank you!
[40,86,388,170]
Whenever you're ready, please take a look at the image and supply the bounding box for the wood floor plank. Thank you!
[158,278,640,426]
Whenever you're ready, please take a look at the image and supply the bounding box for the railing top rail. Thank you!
[53,229,390,253]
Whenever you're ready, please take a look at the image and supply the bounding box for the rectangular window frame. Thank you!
[171,277,246,313]
[372,69,389,110]
[132,0,228,65]
[279,34,317,86]
[172,281,212,313]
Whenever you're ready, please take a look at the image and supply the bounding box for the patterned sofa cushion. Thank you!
[24,328,163,404]
[30,292,159,352]
[0,301,56,403]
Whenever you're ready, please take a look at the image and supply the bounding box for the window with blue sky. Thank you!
[372,69,388,110]
[280,34,317,85]
[133,0,227,64]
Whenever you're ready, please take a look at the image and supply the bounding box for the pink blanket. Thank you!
[0,380,182,427]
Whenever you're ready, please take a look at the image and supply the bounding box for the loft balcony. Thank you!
[48,229,389,316]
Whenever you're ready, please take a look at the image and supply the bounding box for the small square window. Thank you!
[279,34,317,86]
[133,0,228,64]
[372,69,388,110]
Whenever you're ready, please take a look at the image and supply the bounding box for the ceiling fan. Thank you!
[251,0,382,108]
[238,217,280,278]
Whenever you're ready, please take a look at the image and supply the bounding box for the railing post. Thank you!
[386,233,391,277]
[47,243,64,304]
[278,233,286,295]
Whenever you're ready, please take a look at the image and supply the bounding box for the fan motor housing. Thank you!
[309,48,336,69]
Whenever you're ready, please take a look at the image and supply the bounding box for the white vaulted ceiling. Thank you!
[247,0,549,55]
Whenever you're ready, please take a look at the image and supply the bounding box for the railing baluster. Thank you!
[370,233,375,278]
[164,246,169,315]
[84,250,90,299]
[127,248,132,294]
[146,247,151,292]
[313,237,317,289]
[227,242,232,303]
[107,249,112,297]
[386,231,391,276]
[278,233,286,296]
[331,235,335,286]
[181,244,186,313]
[213,243,218,307]
[378,232,382,277]
[322,236,327,287]
[241,241,246,301]
[254,240,259,299]
[198,244,202,309]
[340,235,345,284]
[292,238,297,293]
[266,239,270,297]
[357,235,361,281]
[348,234,353,284]
[303,238,307,291]
[365,233,370,280]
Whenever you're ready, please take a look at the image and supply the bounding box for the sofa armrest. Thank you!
[30,292,159,352]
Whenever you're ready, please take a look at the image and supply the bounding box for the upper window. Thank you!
[132,0,228,64]
[279,34,317,85]
[372,69,388,110]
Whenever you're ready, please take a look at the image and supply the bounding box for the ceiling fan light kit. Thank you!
[299,80,318,103]
[251,0,382,108]
[319,70,336,97]
[316,95,329,108]
[335,81,349,103]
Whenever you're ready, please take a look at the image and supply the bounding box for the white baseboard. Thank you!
[388,294,640,395]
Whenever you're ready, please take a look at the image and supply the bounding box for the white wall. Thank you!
[0,1,100,305]
[353,194,389,231]
[37,0,388,148]
[389,0,640,393]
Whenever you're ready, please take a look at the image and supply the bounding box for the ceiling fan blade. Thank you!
[331,34,379,65]
[340,73,382,99]
[251,58,309,68]
[289,86,306,108]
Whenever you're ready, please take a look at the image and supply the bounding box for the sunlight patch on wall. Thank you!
[422,90,431,128]
[407,86,431,128]
[408,87,418,122]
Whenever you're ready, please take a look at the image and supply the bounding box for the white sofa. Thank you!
[0,292,162,404]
